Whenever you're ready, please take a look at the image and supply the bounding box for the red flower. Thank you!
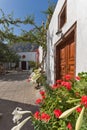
[41,113,51,122]
[40,90,45,96]
[65,74,71,80]
[75,76,80,81]
[35,98,42,104]
[34,111,40,120]
[39,90,46,99]
[54,109,62,118]
[61,81,72,90]
[56,80,62,84]
[81,95,87,108]
[67,122,72,130]
[64,82,72,90]
[52,84,59,89]
[76,107,82,113]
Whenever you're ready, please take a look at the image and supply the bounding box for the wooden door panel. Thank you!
[69,42,75,58]
[59,45,66,79]
[68,65,74,78]
[67,40,75,78]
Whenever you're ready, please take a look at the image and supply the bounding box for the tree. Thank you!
[0,42,20,63]
[0,1,56,68]
[0,8,35,63]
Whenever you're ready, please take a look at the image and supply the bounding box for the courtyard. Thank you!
[0,71,40,130]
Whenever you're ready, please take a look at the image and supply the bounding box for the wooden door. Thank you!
[21,61,26,70]
[56,30,75,80]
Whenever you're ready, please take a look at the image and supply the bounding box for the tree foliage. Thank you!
[0,42,20,62]
[0,1,56,65]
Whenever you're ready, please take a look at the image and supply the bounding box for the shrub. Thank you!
[11,72,87,130]
[32,73,87,130]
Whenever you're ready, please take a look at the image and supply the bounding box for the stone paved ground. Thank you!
[0,71,41,130]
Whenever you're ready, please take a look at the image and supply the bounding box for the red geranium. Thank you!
[52,84,59,89]
[76,107,82,113]
[67,122,72,130]
[35,98,42,104]
[56,79,62,84]
[53,109,62,118]
[61,81,72,90]
[61,81,66,86]
[41,113,51,122]
[40,90,45,96]
[81,95,87,108]
[34,111,40,120]
[64,82,72,90]
[65,74,71,80]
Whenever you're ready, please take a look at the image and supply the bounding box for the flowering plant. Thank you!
[27,68,46,89]
[27,68,42,84]
[11,72,87,130]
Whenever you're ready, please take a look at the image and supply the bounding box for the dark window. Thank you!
[58,1,67,29]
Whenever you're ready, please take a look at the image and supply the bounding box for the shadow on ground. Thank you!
[0,99,39,130]
[0,71,29,81]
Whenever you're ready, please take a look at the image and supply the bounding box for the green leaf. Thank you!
[66,99,80,104]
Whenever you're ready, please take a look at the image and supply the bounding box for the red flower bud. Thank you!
[35,98,42,104]
[76,107,82,113]
[67,122,72,130]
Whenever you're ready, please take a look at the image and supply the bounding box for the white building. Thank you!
[9,43,39,70]
[17,51,38,70]
[47,0,87,84]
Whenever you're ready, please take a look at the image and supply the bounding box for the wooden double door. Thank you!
[56,30,75,80]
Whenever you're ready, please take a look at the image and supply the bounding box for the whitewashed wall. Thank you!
[47,0,87,84]
[76,0,87,74]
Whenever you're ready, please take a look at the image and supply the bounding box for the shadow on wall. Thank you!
[0,99,39,130]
